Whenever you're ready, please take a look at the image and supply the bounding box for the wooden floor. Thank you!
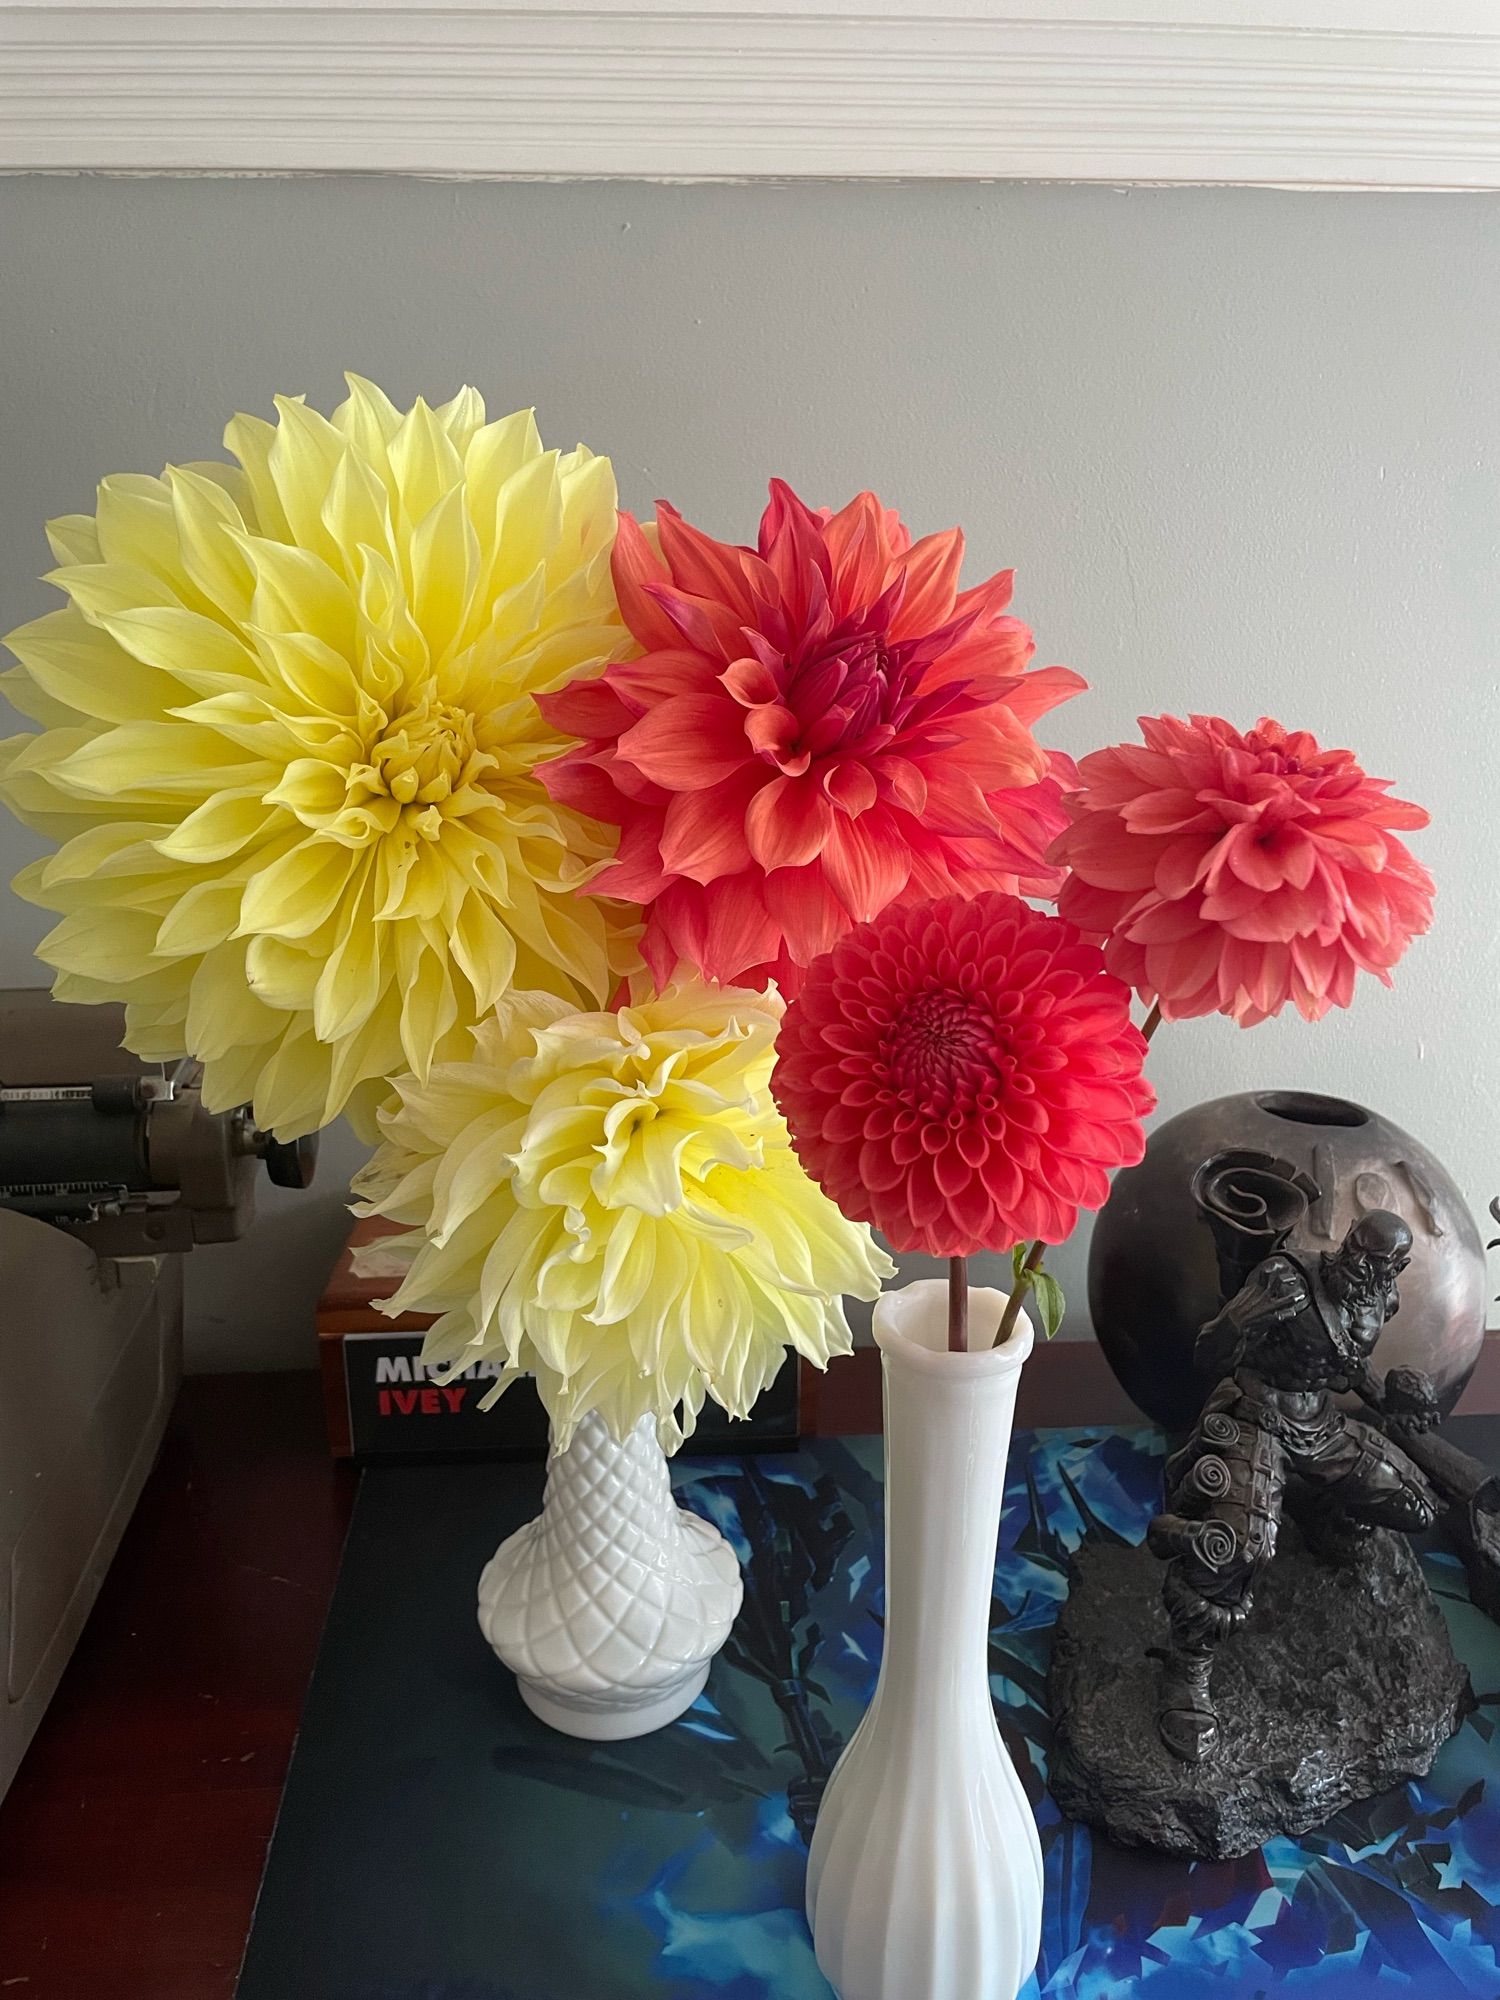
[0,1340,1493,1998]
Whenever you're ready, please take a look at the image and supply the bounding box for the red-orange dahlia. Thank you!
[539,482,1083,995]
[1052,715,1434,1026]
[772,891,1153,1258]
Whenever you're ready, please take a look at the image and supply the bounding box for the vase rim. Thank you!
[873,1278,1033,1380]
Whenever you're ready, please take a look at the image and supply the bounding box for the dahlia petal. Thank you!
[1057,810,1164,891]
[904,1154,946,1229]
[1121,898,1206,945]
[536,678,637,740]
[951,566,1015,620]
[824,760,879,818]
[1153,832,1215,900]
[1054,876,1132,939]
[764,866,850,966]
[887,528,964,641]
[610,511,681,653]
[820,491,893,612]
[933,1145,973,1199]
[1308,817,1391,863]
[589,816,670,903]
[1222,823,1299,893]
[722,655,782,709]
[538,751,631,825]
[652,502,763,623]
[659,771,761,885]
[450,894,518,1015]
[1223,882,1326,943]
[618,695,749,791]
[822,814,911,925]
[758,480,835,611]
[640,907,688,990]
[1366,795,1430,832]
[823,1100,865,1145]
[1198,876,1267,925]
[946,1169,998,1245]
[696,873,785,986]
[1124,789,1219,838]
[879,754,929,816]
[859,1138,907,1195]
[646,582,750,664]
[745,775,833,872]
[1275,832,1317,891]
[237,835,352,942]
[608,649,709,707]
[744,702,805,769]
[995,663,1089,728]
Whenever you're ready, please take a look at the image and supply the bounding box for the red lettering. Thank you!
[378,1390,391,1416]
[392,1389,419,1415]
[419,1388,440,1414]
[441,1385,467,1414]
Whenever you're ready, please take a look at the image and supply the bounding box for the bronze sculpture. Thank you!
[1146,1210,1440,1761]
[1048,1148,1479,1856]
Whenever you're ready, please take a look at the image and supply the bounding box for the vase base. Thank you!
[516,1660,711,1741]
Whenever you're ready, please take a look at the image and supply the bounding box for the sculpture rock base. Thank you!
[1048,1526,1471,1859]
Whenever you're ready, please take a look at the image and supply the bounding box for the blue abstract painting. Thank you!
[484,1428,1500,2000]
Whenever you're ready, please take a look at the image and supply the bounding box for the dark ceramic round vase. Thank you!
[1089,1090,1487,1433]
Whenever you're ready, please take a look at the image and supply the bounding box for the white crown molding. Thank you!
[3,1,1500,186]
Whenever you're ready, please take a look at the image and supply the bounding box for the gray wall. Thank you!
[1,176,1497,1372]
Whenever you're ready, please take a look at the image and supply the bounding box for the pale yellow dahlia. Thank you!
[0,377,638,1137]
[350,981,894,1451]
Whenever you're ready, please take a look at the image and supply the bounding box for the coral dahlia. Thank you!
[772,891,1153,1258]
[1052,715,1434,1025]
[0,377,639,1137]
[539,481,1084,994]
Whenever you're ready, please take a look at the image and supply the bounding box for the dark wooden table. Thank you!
[0,1342,1494,1999]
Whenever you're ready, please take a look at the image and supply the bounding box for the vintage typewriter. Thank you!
[0,989,314,1798]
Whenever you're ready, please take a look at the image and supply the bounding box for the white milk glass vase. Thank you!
[806,1279,1042,2000]
[477,1412,743,1741]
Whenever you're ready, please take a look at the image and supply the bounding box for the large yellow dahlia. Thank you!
[0,377,638,1137]
[350,981,893,1451]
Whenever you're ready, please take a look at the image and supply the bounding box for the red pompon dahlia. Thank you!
[538,481,1084,995]
[1051,715,1434,1026]
[772,892,1154,1258]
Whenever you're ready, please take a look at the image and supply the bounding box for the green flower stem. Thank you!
[997,1240,1043,1346]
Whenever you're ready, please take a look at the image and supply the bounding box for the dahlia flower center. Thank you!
[883,989,1001,1119]
[761,624,902,770]
[1245,733,1305,779]
[325,700,500,846]
[368,700,482,803]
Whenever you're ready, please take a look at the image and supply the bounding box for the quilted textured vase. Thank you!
[478,1413,743,1740]
[806,1280,1042,2000]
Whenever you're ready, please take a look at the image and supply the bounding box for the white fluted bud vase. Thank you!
[478,1411,743,1740]
[806,1280,1042,2000]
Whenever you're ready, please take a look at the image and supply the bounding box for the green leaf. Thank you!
[1011,1243,1031,1286]
[1031,1270,1066,1341]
